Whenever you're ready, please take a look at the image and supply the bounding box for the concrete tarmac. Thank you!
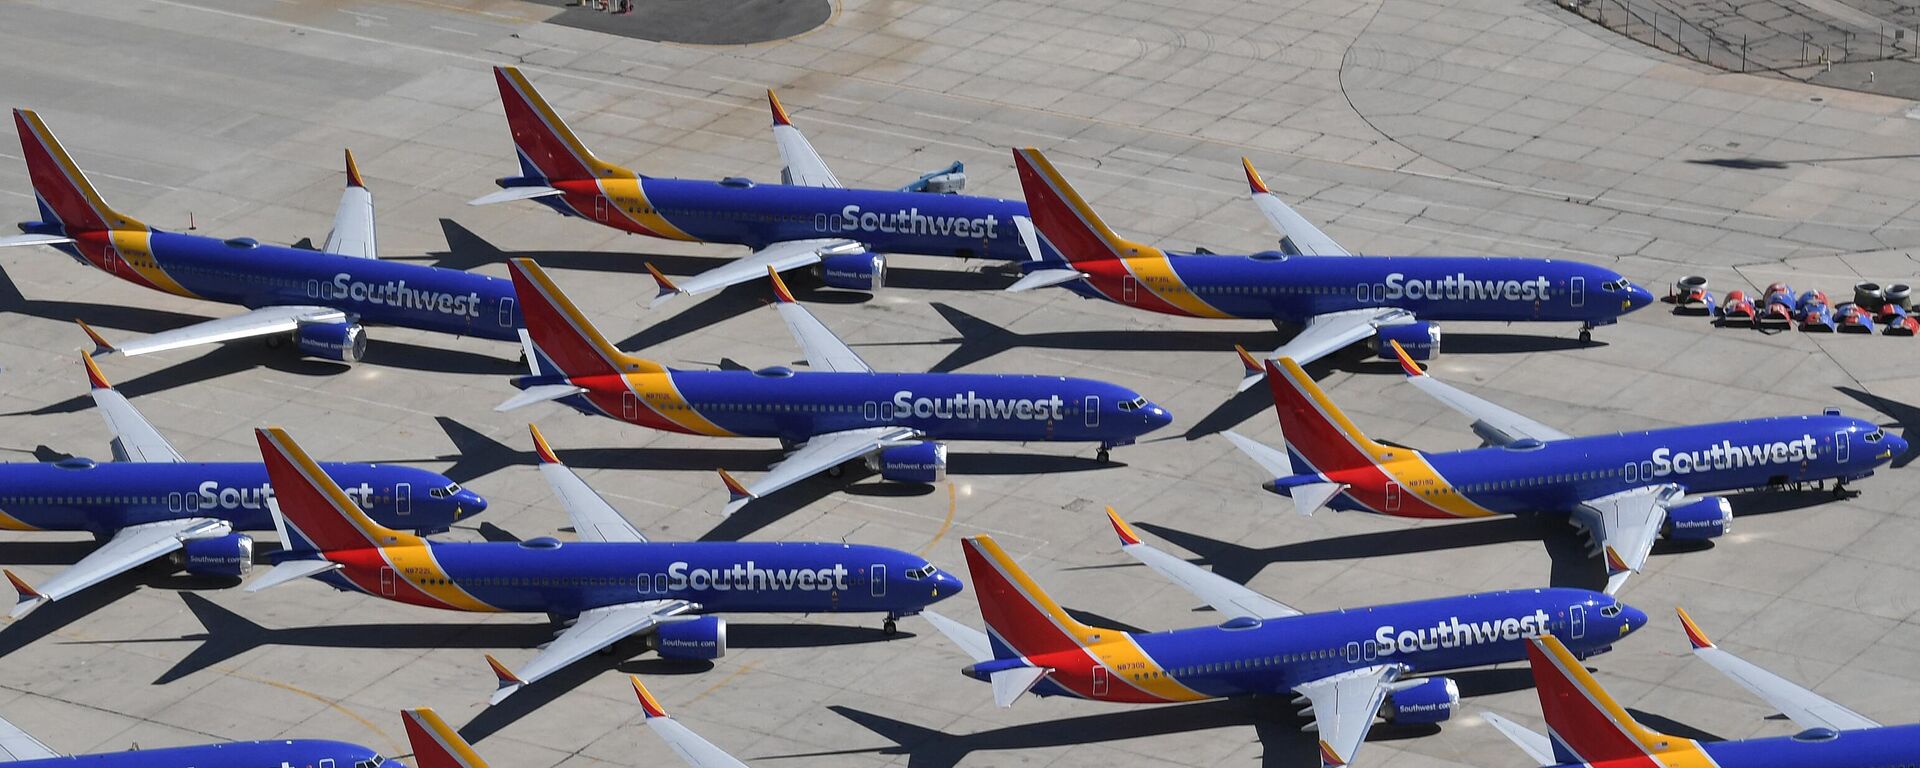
[0,0,1915,766]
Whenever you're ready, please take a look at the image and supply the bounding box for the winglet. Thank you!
[768,89,794,127]
[1105,507,1142,547]
[1675,607,1714,649]
[1388,340,1424,377]
[1242,158,1271,195]
[1604,545,1632,575]
[5,570,46,620]
[631,676,669,719]
[344,148,365,188]
[485,654,525,703]
[719,468,753,515]
[1234,345,1263,379]
[76,319,115,357]
[646,263,680,300]
[1317,739,1347,768]
[767,266,796,304]
[80,350,111,390]
[529,423,560,464]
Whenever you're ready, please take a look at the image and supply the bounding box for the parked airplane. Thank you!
[921,513,1645,768]
[248,425,960,704]
[1482,617,1919,768]
[402,677,749,768]
[0,109,523,360]
[499,259,1170,513]
[472,67,1029,303]
[0,353,480,622]
[0,706,393,767]
[1225,343,1905,593]
[1009,148,1654,389]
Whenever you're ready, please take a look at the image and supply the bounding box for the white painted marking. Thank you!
[622,59,674,72]
[710,75,763,87]
[913,111,969,125]
[815,94,862,105]
[429,25,479,36]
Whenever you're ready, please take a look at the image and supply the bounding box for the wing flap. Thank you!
[1574,486,1673,595]
[489,600,693,704]
[650,239,854,307]
[1237,309,1411,392]
[725,426,914,514]
[12,518,228,618]
[102,306,347,358]
[1293,665,1398,768]
[0,714,59,762]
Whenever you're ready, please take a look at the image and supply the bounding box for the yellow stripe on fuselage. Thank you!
[109,230,199,298]
[1377,455,1499,518]
[625,371,734,436]
[598,178,697,241]
[0,509,42,531]
[381,544,501,613]
[1119,254,1234,319]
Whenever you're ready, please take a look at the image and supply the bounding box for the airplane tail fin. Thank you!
[254,427,410,554]
[507,258,660,379]
[1010,147,1153,267]
[491,67,636,184]
[11,109,147,234]
[1260,357,1396,473]
[402,708,490,768]
[1525,634,1684,765]
[961,535,1101,660]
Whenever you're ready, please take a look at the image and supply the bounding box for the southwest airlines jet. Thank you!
[0,353,481,622]
[403,677,751,768]
[1226,343,1905,593]
[922,514,1646,768]
[473,67,1031,303]
[1010,148,1655,389]
[500,259,1171,513]
[0,706,393,767]
[248,425,959,704]
[1482,617,1919,768]
[0,109,523,360]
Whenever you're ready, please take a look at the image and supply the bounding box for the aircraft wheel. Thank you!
[883,618,898,635]
[1097,448,1111,463]
[1579,329,1592,343]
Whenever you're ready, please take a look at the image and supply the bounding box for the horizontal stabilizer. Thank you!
[0,233,74,248]
[921,609,993,664]
[1006,269,1084,293]
[1480,712,1556,767]
[1221,430,1296,479]
[467,186,563,206]
[1289,482,1348,517]
[244,559,341,593]
[991,666,1049,708]
[495,384,586,412]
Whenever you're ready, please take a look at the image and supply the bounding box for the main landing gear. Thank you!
[1097,448,1111,463]
[883,614,900,635]
[1579,322,1595,344]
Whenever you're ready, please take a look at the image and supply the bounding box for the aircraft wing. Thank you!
[648,238,860,308]
[82,355,183,463]
[767,267,869,373]
[1291,665,1399,768]
[1104,509,1299,619]
[93,306,348,358]
[529,425,646,543]
[1242,159,1349,256]
[724,426,917,514]
[321,149,377,259]
[634,678,750,768]
[1237,308,1414,392]
[1675,607,1881,730]
[1480,712,1556,767]
[0,713,59,762]
[1386,341,1571,445]
[8,518,230,620]
[1574,485,1674,595]
[488,599,695,704]
[768,91,842,189]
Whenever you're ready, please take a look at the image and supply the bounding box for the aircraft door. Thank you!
[320,760,335,768]
[499,297,516,328]
[594,196,609,222]
[1084,396,1100,428]
[168,492,182,512]
[1091,665,1109,696]
[1570,604,1587,639]
[1571,276,1586,307]
[870,564,886,597]
[1123,276,1138,304]
[1362,640,1378,661]
[1384,483,1401,512]
[396,483,411,516]
[1346,641,1361,663]
[623,391,639,421]
[184,491,199,512]
[379,567,398,597]
[1835,430,1850,463]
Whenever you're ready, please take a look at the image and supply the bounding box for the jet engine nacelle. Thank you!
[1383,677,1459,725]
[177,534,254,579]
[1662,496,1731,541]
[900,162,966,194]
[295,321,368,362]
[817,252,885,291]
[867,441,948,484]
[655,616,727,661]
[1374,322,1441,360]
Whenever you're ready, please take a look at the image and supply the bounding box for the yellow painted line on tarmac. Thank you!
[683,660,758,706]
[244,674,403,756]
[918,483,956,557]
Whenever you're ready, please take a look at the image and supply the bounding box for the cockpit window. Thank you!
[1117,400,1133,412]
[1130,397,1148,409]
[427,482,461,499]
[1865,430,1884,443]
[444,482,461,494]
[904,564,938,580]
[354,757,388,768]
[1600,604,1622,618]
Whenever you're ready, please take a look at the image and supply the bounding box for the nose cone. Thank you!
[1883,433,1909,463]
[1624,281,1656,312]
[456,491,488,519]
[1144,404,1173,431]
[931,569,964,601]
[1618,603,1649,637]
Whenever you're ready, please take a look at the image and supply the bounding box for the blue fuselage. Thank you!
[15,739,389,767]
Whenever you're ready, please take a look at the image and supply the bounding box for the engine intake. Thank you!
[817,251,885,291]
[655,616,727,661]
[295,321,368,362]
[1662,496,1731,541]
[1375,322,1441,360]
[176,534,254,579]
[867,441,947,484]
[1383,677,1459,724]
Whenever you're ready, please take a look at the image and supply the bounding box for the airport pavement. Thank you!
[0,0,1916,766]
